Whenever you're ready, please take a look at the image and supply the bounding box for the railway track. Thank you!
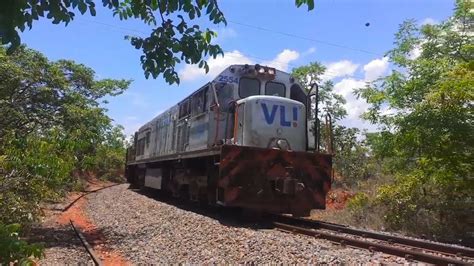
[59,184,474,265]
[65,183,121,266]
[270,214,474,265]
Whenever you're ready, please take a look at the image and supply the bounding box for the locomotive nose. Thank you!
[235,96,306,151]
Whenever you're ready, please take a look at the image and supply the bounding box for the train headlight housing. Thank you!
[251,65,276,79]
[255,64,265,74]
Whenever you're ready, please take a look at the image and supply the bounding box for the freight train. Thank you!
[125,64,332,216]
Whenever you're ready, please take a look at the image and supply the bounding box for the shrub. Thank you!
[347,192,370,213]
[0,223,44,265]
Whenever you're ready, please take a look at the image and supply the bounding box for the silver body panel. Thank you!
[133,64,308,163]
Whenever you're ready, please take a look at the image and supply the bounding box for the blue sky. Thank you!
[20,0,454,136]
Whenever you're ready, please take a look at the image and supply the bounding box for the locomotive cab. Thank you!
[210,64,314,151]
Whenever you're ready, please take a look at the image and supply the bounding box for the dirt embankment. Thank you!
[33,179,129,265]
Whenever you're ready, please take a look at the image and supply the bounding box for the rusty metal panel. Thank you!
[218,144,332,216]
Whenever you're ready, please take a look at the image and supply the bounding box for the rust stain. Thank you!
[218,144,332,216]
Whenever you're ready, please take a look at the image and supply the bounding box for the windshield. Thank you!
[239,77,260,98]
[265,81,286,97]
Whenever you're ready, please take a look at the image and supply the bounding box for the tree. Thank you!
[0,45,131,225]
[0,0,315,84]
[292,62,373,184]
[0,45,130,144]
[292,62,347,122]
[355,0,473,238]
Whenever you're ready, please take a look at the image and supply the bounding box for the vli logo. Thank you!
[261,103,298,127]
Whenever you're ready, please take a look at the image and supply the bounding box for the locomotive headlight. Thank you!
[255,64,265,74]
[267,68,276,75]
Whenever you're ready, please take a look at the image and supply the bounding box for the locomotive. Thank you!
[125,64,332,216]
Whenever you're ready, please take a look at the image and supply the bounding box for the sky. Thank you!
[20,0,455,136]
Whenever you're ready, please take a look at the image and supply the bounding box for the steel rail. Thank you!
[70,220,103,266]
[62,183,121,212]
[65,183,120,265]
[272,215,474,258]
[274,222,469,265]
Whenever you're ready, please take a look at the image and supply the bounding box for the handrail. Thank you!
[306,83,319,153]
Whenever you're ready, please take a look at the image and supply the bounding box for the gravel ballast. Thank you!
[84,184,413,264]
[31,215,93,265]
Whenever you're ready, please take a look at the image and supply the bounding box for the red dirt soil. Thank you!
[55,179,130,266]
[325,188,354,210]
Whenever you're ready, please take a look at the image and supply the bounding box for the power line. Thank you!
[228,20,382,56]
[76,18,367,80]
[77,18,148,35]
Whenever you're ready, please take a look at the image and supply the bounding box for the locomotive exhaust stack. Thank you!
[125,64,332,217]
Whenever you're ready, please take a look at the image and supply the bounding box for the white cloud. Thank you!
[262,49,300,71]
[179,49,300,81]
[421,17,438,25]
[363,57,389,81]
[334,78,367,117]
[179,50,253,81]
[409,45,422,60]
[333,78,377,130]
[321,60,359,81]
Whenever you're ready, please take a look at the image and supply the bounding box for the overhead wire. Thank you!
[228,20,383,57]
[76,18,368,81]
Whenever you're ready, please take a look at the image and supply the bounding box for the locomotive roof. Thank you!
[137,64,297,132]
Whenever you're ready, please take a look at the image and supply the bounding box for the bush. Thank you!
[0,223,44,265]
[374,170,472,240]
[347,192,369,213]
[0,132,74,225]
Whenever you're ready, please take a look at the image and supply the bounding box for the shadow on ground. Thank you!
[27,225,84,249]
[128,185,274,230]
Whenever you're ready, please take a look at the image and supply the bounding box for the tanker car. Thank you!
[125,64,332,216]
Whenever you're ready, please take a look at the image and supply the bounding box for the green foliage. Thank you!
[0,0,314,84]
[292,62,373,185]
[332,126,376,185]
[83,125,127,182]
[291,62,348,121]
[0,131,75,225]
[347,192,369,213]
[0,223,44,265]
[0,45,130,228]
[355,0,473,239]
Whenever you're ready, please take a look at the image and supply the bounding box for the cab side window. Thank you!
[290,84,306,105]
[214,83,234,112]
[145,132,150,148]
[191,87,207,116]
[179,98,191,118]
